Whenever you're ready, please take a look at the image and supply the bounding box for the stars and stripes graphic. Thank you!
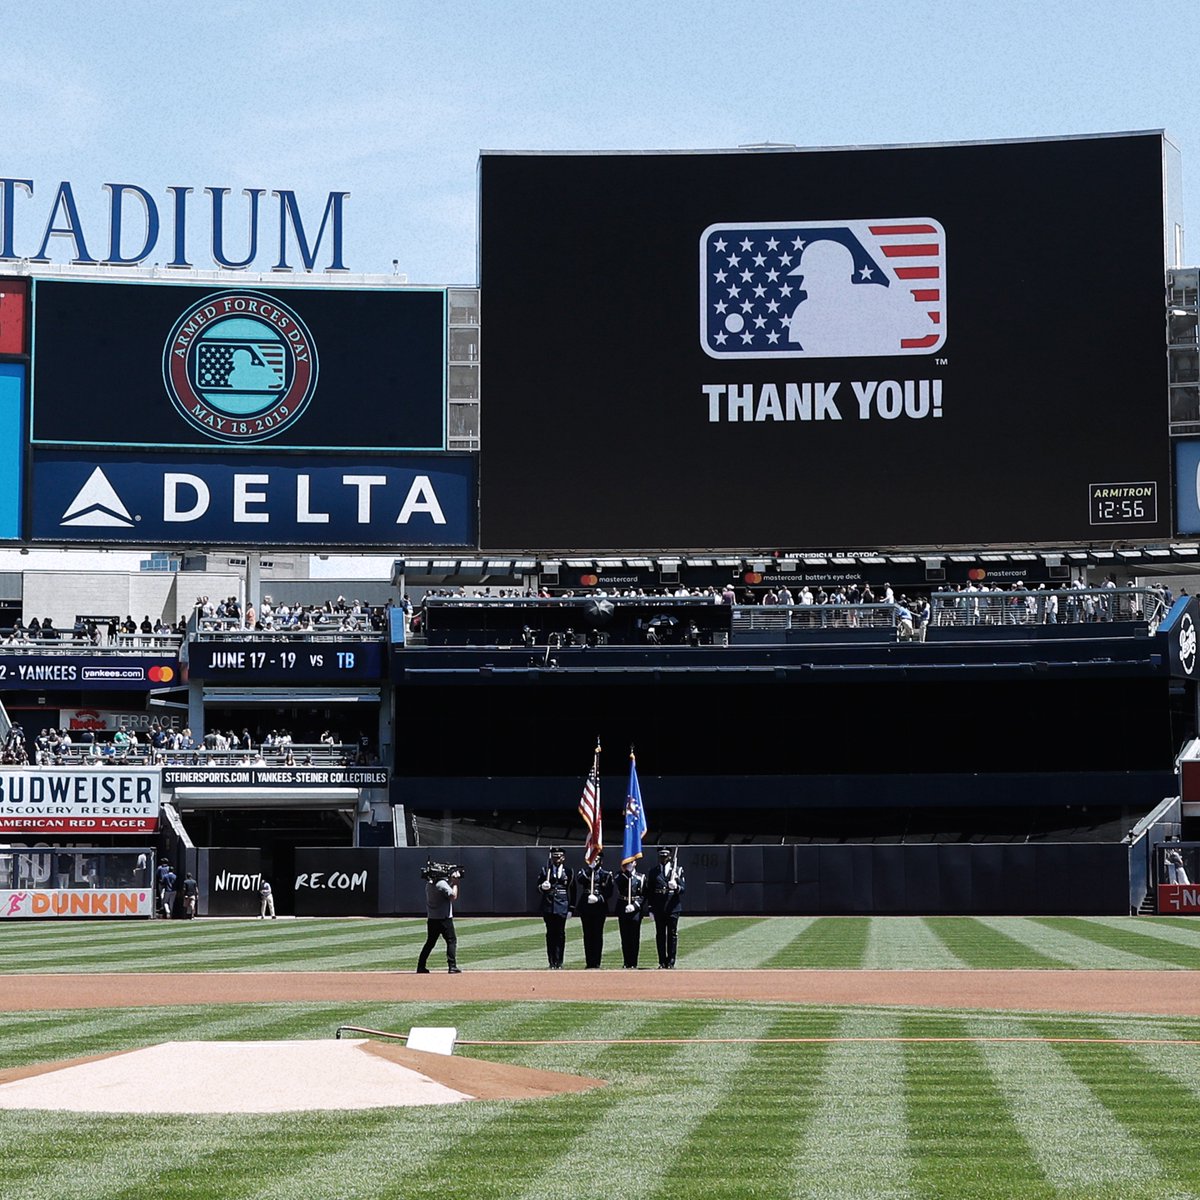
[195,339,287,392]
[579,740,603,865]
[699,218,946,359]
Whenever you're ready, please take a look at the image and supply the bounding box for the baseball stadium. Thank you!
[3,131,1200,1199]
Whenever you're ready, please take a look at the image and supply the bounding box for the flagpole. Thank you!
[592,737,600,889]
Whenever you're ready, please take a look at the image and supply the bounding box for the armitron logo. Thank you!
[162,290,319,443]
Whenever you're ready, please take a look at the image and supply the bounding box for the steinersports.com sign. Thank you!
[0,769,160,833]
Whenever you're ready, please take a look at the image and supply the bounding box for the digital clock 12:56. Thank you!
[1088,481,1157,526]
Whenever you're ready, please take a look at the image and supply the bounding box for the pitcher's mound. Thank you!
[0,1039,603,1114]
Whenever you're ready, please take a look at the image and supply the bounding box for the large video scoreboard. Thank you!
[478,133,1176,551]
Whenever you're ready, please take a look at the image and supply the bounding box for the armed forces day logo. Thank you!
[162,290,319,443]
[700,219,946,359]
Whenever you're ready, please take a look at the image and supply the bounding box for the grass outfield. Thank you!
[4,914,1200,973]
[3,918,1200,1200]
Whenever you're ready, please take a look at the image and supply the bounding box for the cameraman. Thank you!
[416,865,463,974]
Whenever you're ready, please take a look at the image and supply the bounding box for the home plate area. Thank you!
[0,1038,603,1114]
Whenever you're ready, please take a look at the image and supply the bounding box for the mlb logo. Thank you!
[699,219,946,359]
[194,339,287,395]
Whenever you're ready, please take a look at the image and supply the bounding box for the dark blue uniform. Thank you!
[536,852,571,968]
[645,850,685,968]
[615,865,646,968]
[572,860,614,968]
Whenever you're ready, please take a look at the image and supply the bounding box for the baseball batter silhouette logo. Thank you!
[700,219,946,359]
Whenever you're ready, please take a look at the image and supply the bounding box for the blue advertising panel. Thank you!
[30,450,475,547]
[0,364,23,539]
[1175,440,1200,535]
[31,279,446,451]
[186,640,384,682]
[0,655,179,691]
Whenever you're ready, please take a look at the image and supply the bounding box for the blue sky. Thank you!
[3,0,1196,575]
[4,0,1200,283]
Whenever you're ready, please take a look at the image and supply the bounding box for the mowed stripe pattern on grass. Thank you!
[4,1001,1200,1199]
[5,916,1200,974]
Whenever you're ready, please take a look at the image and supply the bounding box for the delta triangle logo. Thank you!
[60,467,136,528]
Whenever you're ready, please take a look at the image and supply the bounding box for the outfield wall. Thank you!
[278,843,1132,918]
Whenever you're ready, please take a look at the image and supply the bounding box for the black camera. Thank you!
[421,859,464,882]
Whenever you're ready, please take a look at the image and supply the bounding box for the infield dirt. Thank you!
[2,969,1198,1015]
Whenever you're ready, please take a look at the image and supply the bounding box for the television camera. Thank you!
[420,859,465,882]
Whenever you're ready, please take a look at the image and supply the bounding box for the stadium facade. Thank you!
[3,131,1200,919]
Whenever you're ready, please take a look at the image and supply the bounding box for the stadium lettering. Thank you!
[0,179,350,271]
[162,473,446,525]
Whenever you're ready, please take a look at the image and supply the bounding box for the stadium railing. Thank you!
[18,743,361,768]
[193,618,382,641]
[731,602,898,632]
[929,586,1167,631]
[0,632,182,654]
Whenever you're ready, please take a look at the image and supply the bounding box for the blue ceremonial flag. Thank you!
[622,751,648,866]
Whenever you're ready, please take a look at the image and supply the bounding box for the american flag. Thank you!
[700,218,945,359]
[579,741,602,865]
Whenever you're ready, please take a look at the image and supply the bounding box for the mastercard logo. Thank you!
[148,665,175,683]
[967,568,987,582]
[744,571,763,584]
[581,574,599,587]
